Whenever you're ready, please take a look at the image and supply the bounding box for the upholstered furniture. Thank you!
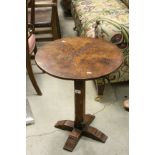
[71,0,129,101]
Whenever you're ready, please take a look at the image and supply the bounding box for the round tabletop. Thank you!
[35,37,123,80]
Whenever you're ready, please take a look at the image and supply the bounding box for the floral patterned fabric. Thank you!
[71,0,129,85]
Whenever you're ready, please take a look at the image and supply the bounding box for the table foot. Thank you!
[63,128,82,152]
[83,126,108,143]
[84,114,95,125]
[55,120,74,131]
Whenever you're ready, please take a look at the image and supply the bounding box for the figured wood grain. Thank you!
[35,37,123,80]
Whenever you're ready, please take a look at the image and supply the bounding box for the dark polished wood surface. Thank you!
[35,37,123,80]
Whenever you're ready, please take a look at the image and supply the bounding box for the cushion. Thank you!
[72,0,128,37]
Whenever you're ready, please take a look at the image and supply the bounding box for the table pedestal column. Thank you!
[55,80,108,152]
[74,80,85,129]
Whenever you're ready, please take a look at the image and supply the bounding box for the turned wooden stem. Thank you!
[74,80,85,129]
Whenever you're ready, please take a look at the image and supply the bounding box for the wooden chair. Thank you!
[31,0,61,41]
[27,0,42,95]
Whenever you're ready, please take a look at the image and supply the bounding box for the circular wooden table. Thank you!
[35,37,123,152]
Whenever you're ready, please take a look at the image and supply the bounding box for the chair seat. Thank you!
[28,34,36,54]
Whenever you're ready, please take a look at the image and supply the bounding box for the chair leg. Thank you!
[97,84,105,96]
[51,4,61,40]
[94,80,105,102]
[27,56,42,96]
